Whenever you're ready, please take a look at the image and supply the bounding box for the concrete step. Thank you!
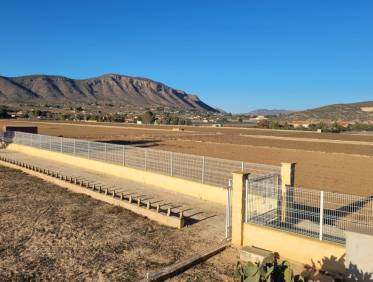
[239,246,272,263]
[240,246,306,275]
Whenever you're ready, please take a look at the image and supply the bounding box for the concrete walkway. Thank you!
[0,149,227,242]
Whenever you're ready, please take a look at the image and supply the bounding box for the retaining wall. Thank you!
[0,158,183,228]
[243,223,346,272]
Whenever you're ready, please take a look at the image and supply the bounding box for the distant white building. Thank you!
[361,107,373,112]
[255,115,266,120]
[292,123,310,128]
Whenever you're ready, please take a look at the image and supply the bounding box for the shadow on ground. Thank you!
[102,139,160,148]
[302,255,373,282]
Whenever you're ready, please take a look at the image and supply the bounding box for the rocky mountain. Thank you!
[247,109,293,116]
[280,101,373,122]
[0,74,217,112]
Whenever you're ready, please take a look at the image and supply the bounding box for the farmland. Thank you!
[2,120,373,195]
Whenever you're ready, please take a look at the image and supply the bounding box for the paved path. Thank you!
[0,149,227,242]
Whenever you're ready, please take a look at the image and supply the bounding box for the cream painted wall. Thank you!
[243,223,346,272]
[8,144,227,205]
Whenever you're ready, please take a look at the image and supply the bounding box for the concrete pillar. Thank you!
[232,171,249,247]
[345,229,373,274]
[280,162,296,223]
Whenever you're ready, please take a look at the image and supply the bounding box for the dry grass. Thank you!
[0,166,236,281]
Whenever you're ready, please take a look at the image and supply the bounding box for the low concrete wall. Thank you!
[0,158,183,229]
[243,223,346,272]
[7,144,227,205]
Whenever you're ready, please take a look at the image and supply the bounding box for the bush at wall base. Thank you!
[236,252,309,282]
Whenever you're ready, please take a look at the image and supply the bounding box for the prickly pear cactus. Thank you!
[237,261,260,282]
[294,275,306,282]
[259,253,275,282]
[282,261,294,282]
[237,252,307,282]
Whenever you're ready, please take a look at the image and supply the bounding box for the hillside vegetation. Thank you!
[280,101,373,122]
[0,74,217,112]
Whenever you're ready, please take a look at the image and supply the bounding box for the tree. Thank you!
[112,114,125,123]
[330,121,345,133]
[142,111,155,124]
[0,106,10,119]
[170,116,179,125]
[257,119,270,128]
[270,121,281,129]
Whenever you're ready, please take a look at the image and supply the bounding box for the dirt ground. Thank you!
[2,120,373,195]
[0,165,237,281]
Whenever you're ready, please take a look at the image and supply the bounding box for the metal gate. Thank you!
[225,174,280,240]
[245,173,281,224]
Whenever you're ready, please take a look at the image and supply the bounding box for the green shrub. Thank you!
[236,252,309,282]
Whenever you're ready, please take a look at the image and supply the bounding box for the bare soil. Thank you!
[2,120,373,195]
[0,165,237,281]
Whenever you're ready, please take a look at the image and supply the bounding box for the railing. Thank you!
[245,180,373,244]
[0,131,13,143]
[9,131,280,188]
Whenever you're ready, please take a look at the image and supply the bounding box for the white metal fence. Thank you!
[8,131,280,188]
[245,180,373,244]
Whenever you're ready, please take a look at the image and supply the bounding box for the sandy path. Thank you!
[240,134,373,146]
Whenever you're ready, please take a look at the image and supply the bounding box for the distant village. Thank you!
[1,103,373,133]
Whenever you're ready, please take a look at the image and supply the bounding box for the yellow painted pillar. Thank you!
[232,171,250,247]
[280,162,296,223]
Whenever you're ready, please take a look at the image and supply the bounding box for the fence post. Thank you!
[104,143,107,161]
[241,161,244,172]
[73,139,76,155]
[225,180,232,239]
[87,142,90,159]
[245,178,249,223]
[170,152,173,176]
[39,134,42,148]
[122,146,125,166]
[280,162,296,223]
[60,137,63,153]
[231,171,250,246]
[201,156,205,183]
[319,191,324,241]
[144,149,147,170]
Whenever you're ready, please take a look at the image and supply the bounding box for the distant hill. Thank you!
[0,74,217,112]
[280,101,373,122]
[247,109,293,116]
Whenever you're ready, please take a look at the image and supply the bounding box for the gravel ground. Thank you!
[0,165,237,281]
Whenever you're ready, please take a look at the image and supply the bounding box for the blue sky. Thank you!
[1,1,373,113]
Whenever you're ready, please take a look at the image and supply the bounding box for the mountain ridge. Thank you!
[247,109,293,116]
[0,74,217,112]
[279,101,373,122]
